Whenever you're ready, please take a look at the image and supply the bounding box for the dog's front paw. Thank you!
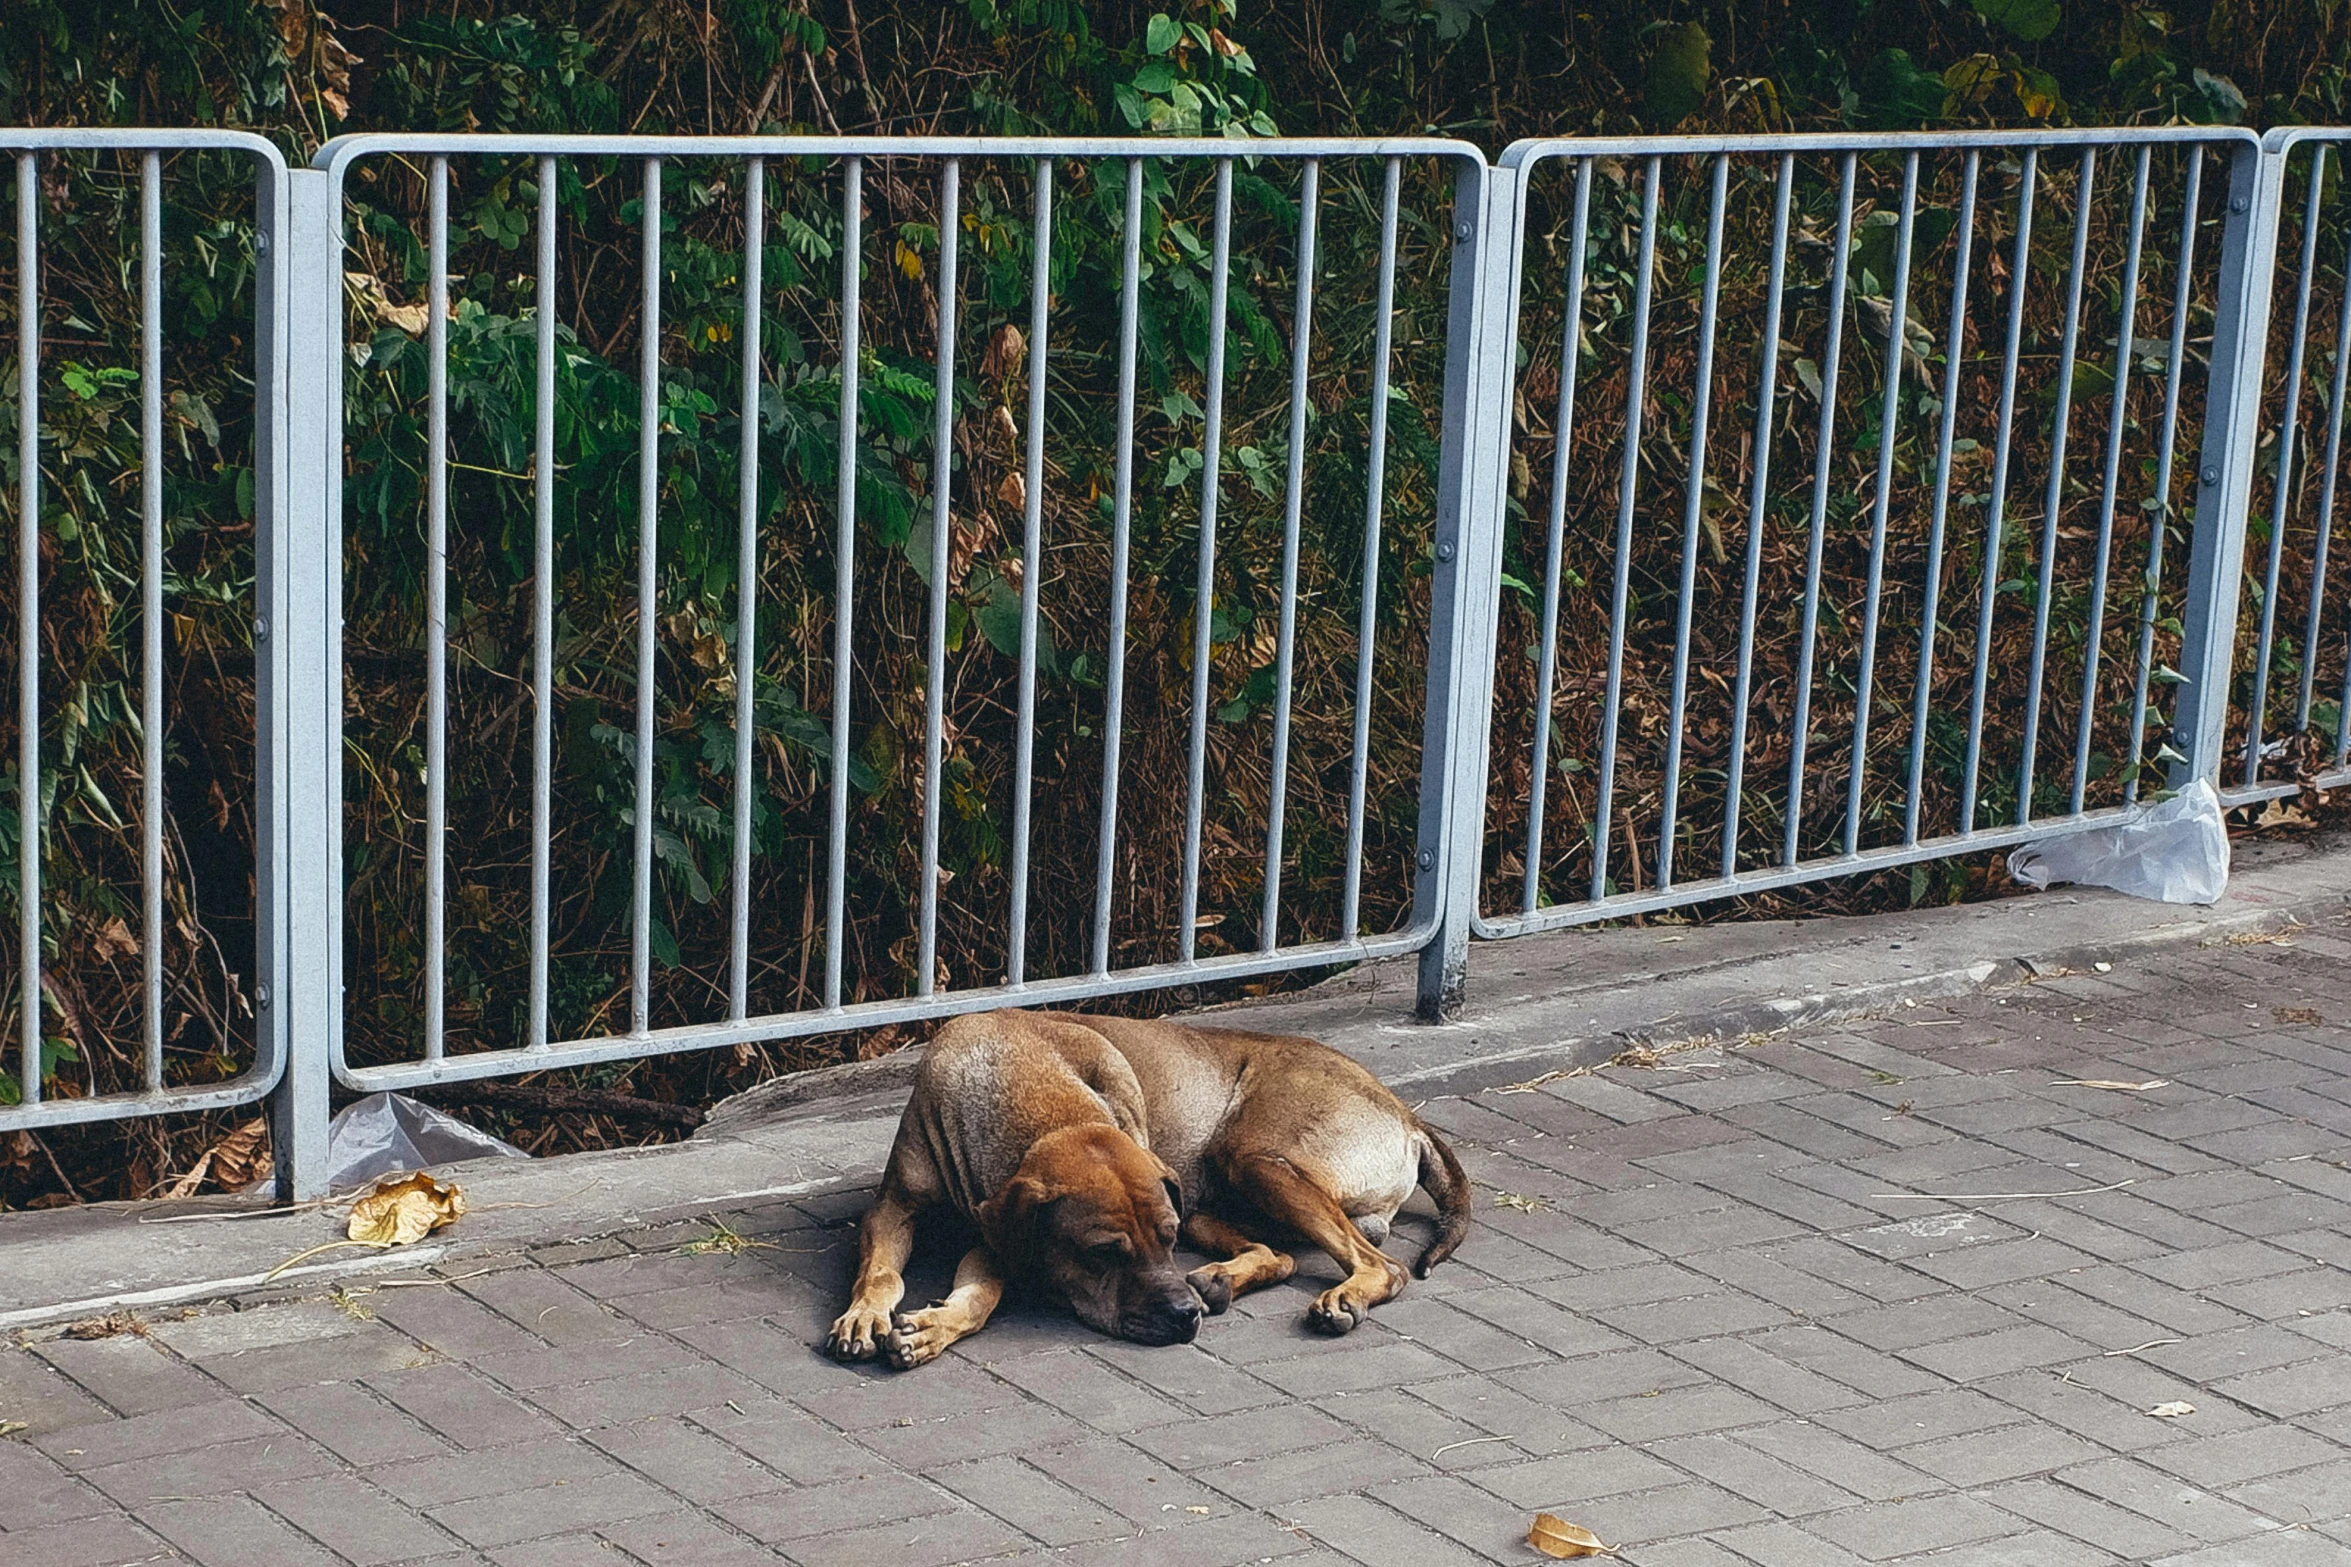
[1185,1267,1234,1315]
[883,1308,955,1369]
[1306,1287,1369,1335]
[827,1304,893,1361]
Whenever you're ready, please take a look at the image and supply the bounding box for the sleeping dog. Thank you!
[826,1009,1471,1368]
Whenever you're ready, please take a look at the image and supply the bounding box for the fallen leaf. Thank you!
[347,1172,466,1247]
[0,1419,26,1437]
[1529,1513,1616,1558]
[2146,1401,2196,1419]
[2050,1079,2169,1093]
[1492,1191,1551,1213]
[92,917,140,961]
[60,1312,146,1341]
[2274,1007,2323,1026]
[1183,1505,1211,1515]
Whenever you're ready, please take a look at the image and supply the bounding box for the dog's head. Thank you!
[976,1123,1203,1346]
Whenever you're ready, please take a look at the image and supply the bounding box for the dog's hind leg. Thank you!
[1226,1154,1409,1335]
[1180,1212,1296,1315]
[827,1184,919,1361]
[885,1245,1004,1370]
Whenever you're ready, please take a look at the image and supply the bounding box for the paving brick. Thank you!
[0,1440,110,1530]
[1816,1387,2022,1450]
[766,1506,1029,1567]
[256,1470,464,1564]
[0,1513,174,1567]
[852,1395,1087,1470]
[143,1493,344,1567]
[1895,1421,2108,1486]
[582,1412,793,1504]
[1896,1324,2102,1382]
[1285,1492,1497,1567]
[367,1362,569,1449]
[428,1470,675,1548]
[1126,1403,1355,1470]
[1799,1492,2024,1562]
[368,1434,626,1507]
[258,1378,452,1466]
[2056,1455,2279,1543]
[2219,1457,2351,1529]
[82,1428,339,1507]
[1198,1434,1431,1507]
[29,1331,223,1416]
[2215,1355,2351,1419]
[1982,1477,2189,1559]
[593,1510,787,1565]
[33,1393,282,1470]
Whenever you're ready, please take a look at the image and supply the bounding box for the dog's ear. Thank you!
[1151,1154,1184,1221]
[977,1175,1052,1275]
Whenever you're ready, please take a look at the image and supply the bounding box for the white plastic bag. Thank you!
[2007,778,2230,906]
[318,1091,531,1191]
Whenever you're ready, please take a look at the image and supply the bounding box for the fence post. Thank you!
[2171,138,2283,792]
[1414,161,1517,1021]
[270,166,338,1202]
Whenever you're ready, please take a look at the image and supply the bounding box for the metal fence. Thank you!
[2232,128,2351,801]
[1,130,289,1136]
[1463,128,2272,941]
[1,126,2338,1199]
[299,135,1494,1120]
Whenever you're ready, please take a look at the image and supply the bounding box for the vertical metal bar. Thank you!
[922,160,960,992]
[2127,148,2203,802]
[823,156,861,1010]
[1723,153,1796,879]
[2298,219,2351,741]
[1259,159,1318,948]
[1589,156,1661,902]
[1414,156,1517,1017]
[1905,151,1980,843]
[140,152,165,1092]
[1961,149,2039,833]
[255,153,299,1193]
[277,164,335,1197]
[2071,145,2151,814]
[1656,154,1729,890]
[1178,159,1233,964]
[1842,151,1919,857]
[1091,157,1140,975]
[529,157,556,1050]
[1005,158,1050,989]
[15,153,38,1102]
[1782,153,1859,867]
[1341,156,1401,941]
[2017,148,2098,825]
[1521,160,1593,913]
[729,157,764,1020]
[2243,147,2326,786]
[631,157,661,1035]
[423,156,449,1061]
[2173,140,2283,790]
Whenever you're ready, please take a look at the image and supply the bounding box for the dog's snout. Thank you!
[1162,1293,1205,1341]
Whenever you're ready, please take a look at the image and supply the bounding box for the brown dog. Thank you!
[825,1009,1471,1369]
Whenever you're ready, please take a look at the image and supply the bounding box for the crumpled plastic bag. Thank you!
[2007,778,2230,906]
[319,1092,529,1191]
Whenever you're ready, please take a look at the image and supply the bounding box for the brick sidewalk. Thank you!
[8,922,2351,1566]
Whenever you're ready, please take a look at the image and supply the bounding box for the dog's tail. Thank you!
[1411,1121,1473,1278]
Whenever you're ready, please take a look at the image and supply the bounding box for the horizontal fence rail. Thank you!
[1,130,288,1136]
[1473,128,2269,940]
[5,123,2345,1197]
[304,134,1489,1094]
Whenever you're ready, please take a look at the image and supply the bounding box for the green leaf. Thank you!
[1643,23,1711,128]
[1145,13,1180,54]
[1971,0,2061,43]
[1859,48,1946,128]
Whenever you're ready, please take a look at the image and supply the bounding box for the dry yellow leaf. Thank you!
[346,1172,466,1247]
[2050,1079,2169,1093]
[1528,1513,1615,1559]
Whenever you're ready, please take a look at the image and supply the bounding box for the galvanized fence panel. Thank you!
[1473,128,2268,940]
[301,135,1492,1097]
[2228,127,2351,801]
[0,130,289,1137]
